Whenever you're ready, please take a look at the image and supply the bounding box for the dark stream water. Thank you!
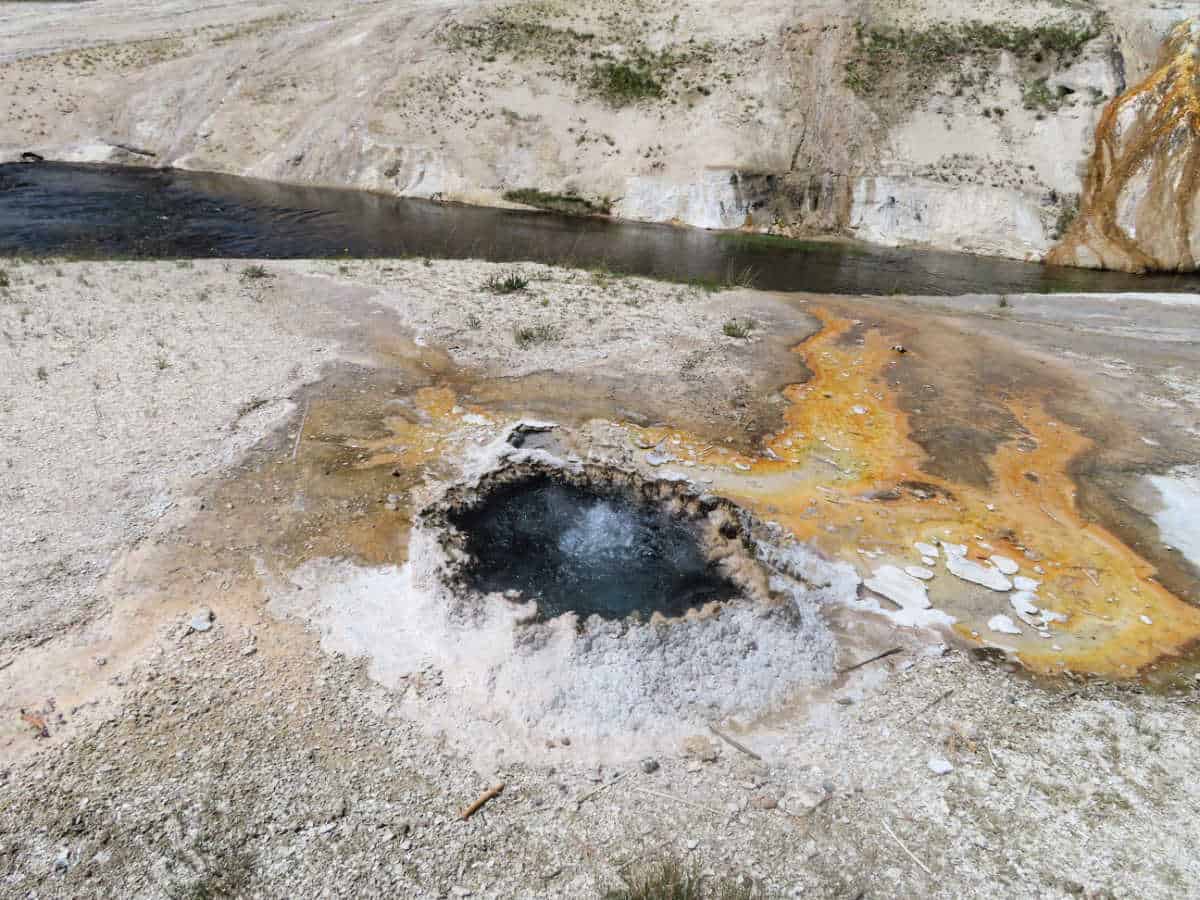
[2,161,1197,295]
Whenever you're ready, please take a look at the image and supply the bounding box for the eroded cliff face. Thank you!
[0,0,1192,268]
[1050,19,1200,272]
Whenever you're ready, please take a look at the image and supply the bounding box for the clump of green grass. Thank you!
[605,859,763,900]
[504,188,612,217]
[485,271,530,294]
[1022,77,1066,112]
[722,318,754,338]
[465,312,482,329]
[0,269,9,289]
[239,264,272,281]
[591,61,663,105]
[513,322,560,348]
[35,365,47,382]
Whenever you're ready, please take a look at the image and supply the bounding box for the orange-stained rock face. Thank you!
[1050,19,1200,272]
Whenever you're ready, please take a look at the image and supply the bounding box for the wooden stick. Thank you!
[291,401,309,462]
[459,782,504,820]
[574,772,627,809]
[707,724,763,761]
[882,820,933,876]
[837,647,902,675]
[628,786,724,816]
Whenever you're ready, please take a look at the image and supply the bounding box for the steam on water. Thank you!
[452,478,737,620]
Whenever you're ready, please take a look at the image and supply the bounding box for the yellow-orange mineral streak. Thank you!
[631,310,1200,677]
[1050,18,1200,272]
[327,314,1200,678]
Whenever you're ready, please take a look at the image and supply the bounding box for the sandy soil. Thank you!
[0,258,1198,897]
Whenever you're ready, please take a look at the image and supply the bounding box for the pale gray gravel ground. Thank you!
[0,260,1197,899]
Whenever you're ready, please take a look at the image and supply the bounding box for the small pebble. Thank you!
[189,607,214,633]
[928,757,954,776]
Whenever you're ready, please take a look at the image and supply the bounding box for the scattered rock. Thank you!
[189,607,214,633]
[640,758,660,774]
[751,795,778,810]
[1140,615,1154,626]
[946,555,1012,591]
[904,565,935,581]
[990,555,1019,575]
[927,757,954,776]
[865,564,931,610]
[1013,576,1041,592]
[915,541,939,558]
[987,614,1022,636]
[1010,591,1040,619]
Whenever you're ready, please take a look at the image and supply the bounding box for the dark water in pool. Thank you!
[1,161,1196,295]
[451,478,736,621]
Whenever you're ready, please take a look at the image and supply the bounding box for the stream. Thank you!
[1,161,1196,296]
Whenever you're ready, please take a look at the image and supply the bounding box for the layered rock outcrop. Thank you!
[1050,19,1200,272]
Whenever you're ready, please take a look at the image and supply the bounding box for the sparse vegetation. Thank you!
[0,269,9,289]
[156,354,171,371]
[591,61,663,105]
[1053,195,1081,239]
[35,365,47,382]
[485,271,530,294]
[504,188,612,217]
[441,18,595,62]
[440,12,712,109]
[240,264,272,281]
[465,312,482,329]
[845,16,1105,101]
[1022,77,1071,112]
[162,804,257,900]
[605,859,764,900]
[722,318,753,338]
[513,322,560,347]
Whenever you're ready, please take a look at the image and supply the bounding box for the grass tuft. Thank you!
[485,271,530,294]
[722,318,754,338]
[239,264,272,281]
[504,188,612,217]
[513,322,560,348]
[605,859,764,900]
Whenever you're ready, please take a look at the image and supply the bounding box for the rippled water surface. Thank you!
[2,162,1197,295]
